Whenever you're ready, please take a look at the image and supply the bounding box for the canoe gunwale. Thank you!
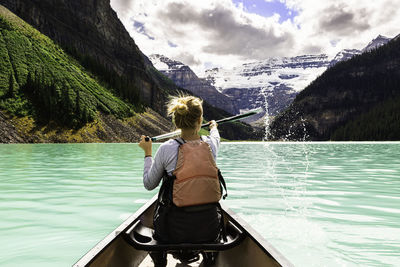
[72,195,158,267]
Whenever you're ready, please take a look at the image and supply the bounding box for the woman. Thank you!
[138,95,223,266]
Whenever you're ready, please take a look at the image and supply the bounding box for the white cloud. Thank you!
[110,0,400,75]
[284,0,400,55]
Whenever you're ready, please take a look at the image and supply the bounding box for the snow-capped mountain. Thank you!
[204,54,331,116]
[329,35,391,67]
[205,54,330,92]
[361,34,391,53]
[150,54,185,72]
[149,54,238,114]
[328,49,360,67]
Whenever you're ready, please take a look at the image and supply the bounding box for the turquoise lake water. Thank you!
[0,142,399,266]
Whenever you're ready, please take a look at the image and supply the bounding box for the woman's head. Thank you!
[167,94,203,129]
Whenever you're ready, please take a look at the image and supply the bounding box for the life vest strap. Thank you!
[174,138,186,145]
[218,169,228,200]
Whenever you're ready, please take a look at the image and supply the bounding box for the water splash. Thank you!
[300,116,310,142]
[260,86,311,217]
[261,86,272,141]
[284,116,309,141]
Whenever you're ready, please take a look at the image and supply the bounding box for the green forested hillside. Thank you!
[270,35,400,141]
[331,95,400,140]
[0,5,136,128]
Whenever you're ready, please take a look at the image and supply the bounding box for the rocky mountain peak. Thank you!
[149,54,187,71]
[328,49,361,67]
[362,34,391,53]
[148,54,238,115]
[329,35,392,68]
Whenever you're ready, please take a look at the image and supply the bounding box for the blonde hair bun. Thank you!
[167,94,203,129]
[168,99,189,115]
[175,101,189,115]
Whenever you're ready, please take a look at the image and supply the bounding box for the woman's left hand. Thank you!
[139,135,152,157]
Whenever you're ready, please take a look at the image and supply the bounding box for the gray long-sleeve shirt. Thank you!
[143,128,220,190]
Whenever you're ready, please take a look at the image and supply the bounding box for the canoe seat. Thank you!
[123,219,244,252]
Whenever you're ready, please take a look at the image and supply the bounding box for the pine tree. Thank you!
[75,89,81,117]
[7,73,15,98]
[25,71,33,93]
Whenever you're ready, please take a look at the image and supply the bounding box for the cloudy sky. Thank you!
[110,0,400,75]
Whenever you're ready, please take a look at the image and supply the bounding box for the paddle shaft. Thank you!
[147,107,263,142]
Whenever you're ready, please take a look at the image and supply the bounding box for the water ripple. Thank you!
[0,143,400,266]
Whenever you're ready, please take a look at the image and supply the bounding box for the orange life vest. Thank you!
[172,139,222,207]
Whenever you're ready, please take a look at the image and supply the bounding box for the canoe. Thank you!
[73,195,294,267]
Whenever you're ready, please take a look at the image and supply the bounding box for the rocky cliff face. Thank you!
[0,0,167,113]
[149,54,238,115]
[0,108,174,143]
[0,111,26,143]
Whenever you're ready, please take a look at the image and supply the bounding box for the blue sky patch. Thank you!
[233,0,298,23]
[133,20,155,40]
[168,41,178,48]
